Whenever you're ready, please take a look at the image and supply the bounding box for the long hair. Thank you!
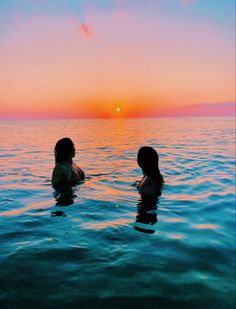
[137,146,162,183]
[54,138,75,164]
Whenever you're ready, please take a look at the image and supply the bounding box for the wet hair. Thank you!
[54,138,75,164]
[137,146,162,183]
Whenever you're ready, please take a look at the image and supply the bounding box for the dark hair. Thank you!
[137,146,162,183]
[54,138,75,164]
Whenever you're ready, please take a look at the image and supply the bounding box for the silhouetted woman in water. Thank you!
[136,146,164,196]
[52,137,85,184]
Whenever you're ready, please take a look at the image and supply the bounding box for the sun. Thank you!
[116,107,121,112]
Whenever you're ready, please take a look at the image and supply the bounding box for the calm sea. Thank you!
[0,117,235,309]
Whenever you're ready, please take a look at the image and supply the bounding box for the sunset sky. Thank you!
[0,0,235,119]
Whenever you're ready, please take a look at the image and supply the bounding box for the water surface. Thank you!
[0,117,235,308]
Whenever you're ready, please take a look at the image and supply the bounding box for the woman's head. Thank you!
[54,138,75,164]
[137,146,160,180]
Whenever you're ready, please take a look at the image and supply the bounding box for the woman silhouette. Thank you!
[52,137,85,184]
[136,146,164,196]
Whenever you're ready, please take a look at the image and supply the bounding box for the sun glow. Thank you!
[116,107,121,112]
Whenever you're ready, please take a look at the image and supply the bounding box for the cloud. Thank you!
[180,0,194,6]
[79,24,92,38]
[157,102,235,117]
[69,17,92,39]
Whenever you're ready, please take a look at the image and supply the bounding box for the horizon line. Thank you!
[0,114,235,122]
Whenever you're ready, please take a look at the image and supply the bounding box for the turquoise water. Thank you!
[0,117,235,309]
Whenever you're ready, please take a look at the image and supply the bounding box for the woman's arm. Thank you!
[77,166,85,180]
[72,162,85,181]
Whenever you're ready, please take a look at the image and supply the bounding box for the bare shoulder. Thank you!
[137,176,161,196]
[52,164,71,184]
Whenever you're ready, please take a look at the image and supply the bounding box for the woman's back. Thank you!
[137,146,164,196]
[51,138,85,184]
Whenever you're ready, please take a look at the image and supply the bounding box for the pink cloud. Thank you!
[157,103,235,117]
[180,0,194,6]
[79,24,92,38]
[69,17,93,39]
[115,9,127,18]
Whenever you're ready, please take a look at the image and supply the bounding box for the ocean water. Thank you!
[0,117,235,309]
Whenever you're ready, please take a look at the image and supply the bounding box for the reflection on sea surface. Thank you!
[51,183,79,216]
[51,210,67,217]
[135,193,160,234]
[52,183,77,206]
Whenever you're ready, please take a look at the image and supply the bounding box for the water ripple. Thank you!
[0,117,235,308]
